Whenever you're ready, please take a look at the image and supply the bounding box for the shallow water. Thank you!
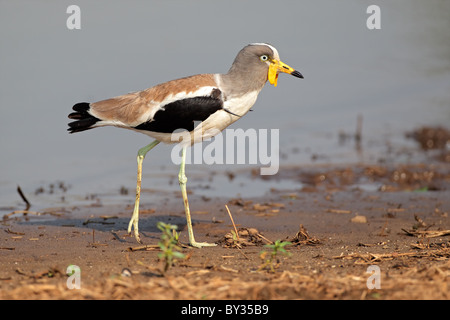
[1,1,449,215]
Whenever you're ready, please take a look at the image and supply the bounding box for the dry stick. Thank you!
[17,186,30,209]
[5,228,25,235]
[257,233,273,245]
[4,210,54,219]
[355,114,363,143]
[225,205,240,242]
[237,247,250,260]
[327,209,352,214]
[128,244,160,252]
[224,204,251,260]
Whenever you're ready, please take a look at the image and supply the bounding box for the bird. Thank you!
[68,43,303,248]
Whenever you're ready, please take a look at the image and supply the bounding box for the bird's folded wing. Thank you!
[88,74,224,132]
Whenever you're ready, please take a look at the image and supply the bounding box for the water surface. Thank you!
[1,1,449,214]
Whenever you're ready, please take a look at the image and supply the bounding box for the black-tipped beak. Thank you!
[269,59,304,86]
[291,70,304,79]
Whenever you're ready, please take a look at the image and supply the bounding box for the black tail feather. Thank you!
[68,102,100,133]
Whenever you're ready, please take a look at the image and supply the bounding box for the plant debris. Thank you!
[219,227,272,248]
[334,248,450,264]
[290,224,321,246]
[402,229,450,238]
[1,135,449,300]
[401,214,450,238]
[3,210,63,221]
[17,186,31,209]
[406,126,450,150]
[127,244,160,252]
[227,199,285,214]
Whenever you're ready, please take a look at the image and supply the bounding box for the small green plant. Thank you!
[229,229,241,247]
[258,240,292,272]
[157,222,185,273]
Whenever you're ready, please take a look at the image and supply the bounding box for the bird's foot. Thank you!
[132,231,142,244]
[127,216,142,244]
[190,241,217,249]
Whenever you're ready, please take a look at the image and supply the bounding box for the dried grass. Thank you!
[2,261,449,300]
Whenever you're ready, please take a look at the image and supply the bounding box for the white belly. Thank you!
[134,90,260,145]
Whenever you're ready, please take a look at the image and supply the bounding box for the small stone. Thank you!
[351,215,368,224]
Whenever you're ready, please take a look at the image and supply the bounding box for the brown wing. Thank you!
[88,74,218,127]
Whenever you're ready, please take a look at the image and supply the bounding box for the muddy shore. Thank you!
[1,127,449,300]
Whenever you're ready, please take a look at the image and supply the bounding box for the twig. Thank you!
[402,229,450,238]
[17,186,30,209]
[327,209,352,214]
[225,205,240,242]
[290,224,321,245]
[5,229,25,235]
[219,265,239,273]
[237,247,250,260]
[257,233,273,245]
[355,114,363,144]
[333,248,450,263]
[127,244,160,252]
[4,210,62,219]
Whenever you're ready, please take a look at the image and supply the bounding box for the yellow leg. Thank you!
[179,146,216,248]
[128,140,160,243]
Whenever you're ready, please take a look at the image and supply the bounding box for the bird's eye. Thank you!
[260,55,269,62]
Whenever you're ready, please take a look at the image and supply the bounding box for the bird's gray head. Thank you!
[227,43,303,87]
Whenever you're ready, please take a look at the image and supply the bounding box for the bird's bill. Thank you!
[268,59,303,87]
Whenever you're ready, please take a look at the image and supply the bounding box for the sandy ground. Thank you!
[1,127,449,300]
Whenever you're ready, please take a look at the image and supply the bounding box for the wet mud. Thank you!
[1,126,449,299]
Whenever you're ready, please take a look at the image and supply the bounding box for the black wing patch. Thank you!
[135,88,224,133]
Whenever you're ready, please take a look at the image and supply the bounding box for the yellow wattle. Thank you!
[268,64,278,87]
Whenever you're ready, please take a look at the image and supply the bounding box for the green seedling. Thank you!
[258,240,292,272]
[230,229,241,247]
[157,222,185,273]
